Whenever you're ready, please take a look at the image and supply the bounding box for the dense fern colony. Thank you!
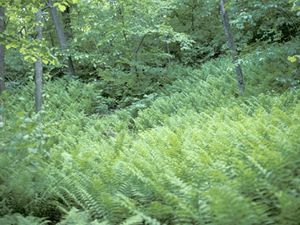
[0,41,299,224]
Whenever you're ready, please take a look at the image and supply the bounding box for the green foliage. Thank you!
[1,41,299,224]
[57,208,104,225]
[1,0,299,112]
[1,0,299,224]
[0,214,49,225]
[69,0,194,77]
[94,64,191,112]
[228,0,300,45]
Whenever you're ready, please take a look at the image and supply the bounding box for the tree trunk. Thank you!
[49,0,75,76]
[0,6,5,94]
[134,34,146,74]
[220,0,245,95]
[191,1,195,32]
[35,8,43,112]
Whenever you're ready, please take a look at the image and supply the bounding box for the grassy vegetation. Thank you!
[0,41,299,224]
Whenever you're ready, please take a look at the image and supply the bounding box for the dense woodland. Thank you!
[0,0,300,224]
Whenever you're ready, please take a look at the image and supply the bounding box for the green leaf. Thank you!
[54,3,66,12]
[288,55,297,63]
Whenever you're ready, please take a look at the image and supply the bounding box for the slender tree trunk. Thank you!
[0,6,5,94]
[118,3,127,42]
[134,34,146,73]
[49,0,75,76]
[191,1,195,32]
[166,42,171,64]
[35,8,43,112]
[220,0,245,95]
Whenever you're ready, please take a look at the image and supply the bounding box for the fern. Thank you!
[0,214,49,225]
[0,41,299,224]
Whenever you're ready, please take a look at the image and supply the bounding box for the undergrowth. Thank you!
[0,40,299,224]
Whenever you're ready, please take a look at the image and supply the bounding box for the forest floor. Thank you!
[0,40,299,224]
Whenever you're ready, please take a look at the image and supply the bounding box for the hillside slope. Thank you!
[0,41,299,224]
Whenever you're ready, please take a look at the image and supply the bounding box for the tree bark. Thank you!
[220,0,245,95]
[49,0,75,76]
[0,6,5,94]
[35,8,43,112]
